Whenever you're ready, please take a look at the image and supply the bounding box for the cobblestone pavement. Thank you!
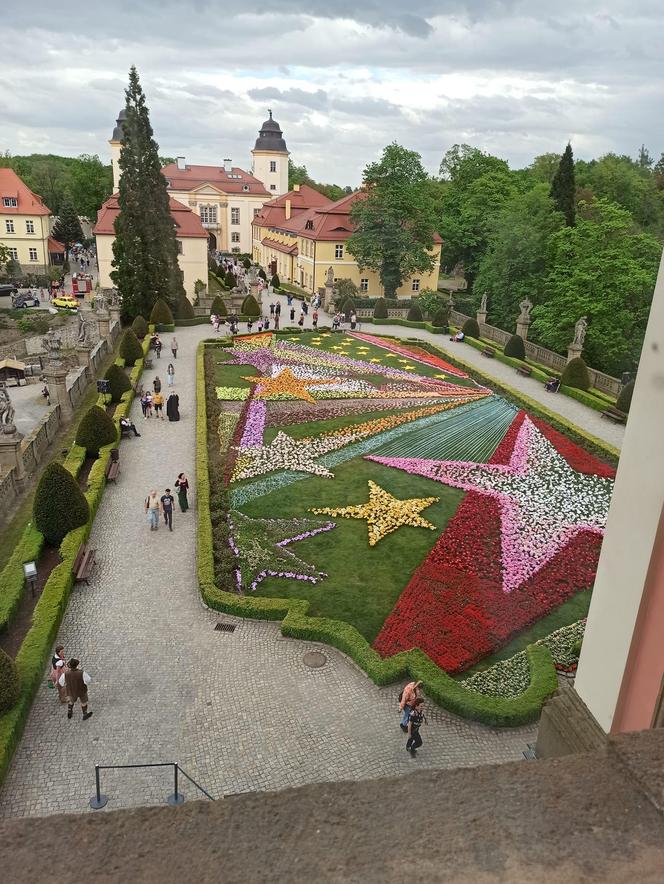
[0,322,541,819]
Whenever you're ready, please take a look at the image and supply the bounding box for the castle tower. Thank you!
[109,108,126,192]
[251,110,289,197]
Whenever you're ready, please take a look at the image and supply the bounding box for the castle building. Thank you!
[252,189,442,299]
[0,168,65,275]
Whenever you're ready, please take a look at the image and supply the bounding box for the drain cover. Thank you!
[303,651,327,669]
[214,622,236,633]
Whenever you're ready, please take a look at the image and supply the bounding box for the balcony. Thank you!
[201,220,220,229]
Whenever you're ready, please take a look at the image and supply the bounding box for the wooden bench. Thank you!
[601,406,627,424]
[482,347,496,358]
[105,455,120,483]
[72,543,97,585]
[516,364,532,377]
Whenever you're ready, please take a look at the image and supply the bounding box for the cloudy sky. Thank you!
[1,1,664,185]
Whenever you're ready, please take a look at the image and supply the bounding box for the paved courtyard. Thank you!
[1,310,616,818]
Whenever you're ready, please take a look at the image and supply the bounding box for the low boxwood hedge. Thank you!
[196,341,559,727]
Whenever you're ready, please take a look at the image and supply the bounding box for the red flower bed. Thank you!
[372,410,606,673]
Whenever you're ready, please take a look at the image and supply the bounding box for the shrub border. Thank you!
[0,328,151,786]
[196,341,558,727]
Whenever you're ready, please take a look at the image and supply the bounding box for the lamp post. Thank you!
[23,561,38,598]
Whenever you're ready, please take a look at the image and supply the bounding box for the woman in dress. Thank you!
[175,472,189,512]
[50,645,68,703]
[167,363,175,387]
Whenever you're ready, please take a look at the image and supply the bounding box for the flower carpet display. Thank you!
[207,330,616,705]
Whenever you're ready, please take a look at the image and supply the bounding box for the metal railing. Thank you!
[89,762,216,810]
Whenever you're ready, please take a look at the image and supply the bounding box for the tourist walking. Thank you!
[247,318,254,333]
[59,658,93,720]
[167,363,175,387]
[175,472,189,512]
[350,311,357,330]
[50,645,68,703]
[258,318,264,333]
[153,391,164,419]
[144,391,153,418]
[171,337,178,359]
[153,376,162,394]
[145,490,161,530]
[275,302,281,317]
[312,310,318,330]
[161,488,176,531]
[290,306,295,323]
[405,698,425,756]
[399,680,423,731]
[274,314,280,330]
[302,301,308,316]
[269,303,275,316]
[166,393,180,422]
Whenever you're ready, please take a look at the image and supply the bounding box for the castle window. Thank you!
[305,219,314,230]
[9,248,18,259]
[243,184,249,192]
[360,278,369,292]
[3,197,17,207]
[200,205,217,224]
[253,208,260,217]
[231,232,240,243]
[411,279,420,292]
[270,185,276,191]
[5,219,14,234]
[231,208,240,225]
[29,248,38,261]
[26,220,35,234]
[335,244,343,259]
[270,161,277,172]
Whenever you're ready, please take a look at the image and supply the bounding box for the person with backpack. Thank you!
[406,698,425,756]
[399,680,423,731]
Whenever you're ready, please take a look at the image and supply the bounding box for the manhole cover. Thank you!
[303,651,327,669]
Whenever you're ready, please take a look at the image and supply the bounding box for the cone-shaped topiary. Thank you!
[407,303,423,322]
[210,295,227,316]
[258,268,267,281]
[175,292,195,319]
[131,315,148,339]
[271,273,281,289]
[149,298,174,325]
[104,363,131,403]
[33,462,90,547]
[561,356,591,390]
[242,294,260,317]
[431,307,449,328]
[462,318,480,338]
[341,298,356,320]
[616,380,634,414]
[0,648,20,714]
[119,328,144,366]
[224,270,236,288]
[243,257,251,270]
[373,298,388,319]
[504,334,526,360]
[76,405,118,456]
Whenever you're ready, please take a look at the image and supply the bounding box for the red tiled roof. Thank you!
[161,163,270,196]
[48,237,65,253]
[257,189,442,245]
[0,168,50,216]
[252,185,331,229]
[93,194,207,238]
[260,236,298,256]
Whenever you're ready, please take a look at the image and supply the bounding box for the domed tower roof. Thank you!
[253,109,288,153]
[111,108,127,142]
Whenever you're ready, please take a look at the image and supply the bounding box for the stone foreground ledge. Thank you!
[2,729,664,884]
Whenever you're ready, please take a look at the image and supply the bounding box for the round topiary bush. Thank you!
[341,298,356,320]
[224,271,236,289]
[271,273,281,289]
[504,334,526,360]
[210,295,227,316]
[431,307,449,329]
[561,356,591,391]
[149,299,174,325]
[0,648,20,714]
[104,363,131,403]
[175,293,195,320]
[407,303,423,322]
[258,268,267,282]
[119,328,144,366]
[75,405,118,456]
[373,298,388,319]
[616,380,634,414]
[462,318,480,338]
[131,315,148,340]
[33,462,90,547]
[242,294,260,317]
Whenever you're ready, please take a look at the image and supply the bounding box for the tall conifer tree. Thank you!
[51,197,83,258]
[111,67,185,319]
[550,143,576,227]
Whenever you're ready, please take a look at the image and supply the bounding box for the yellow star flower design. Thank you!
[311,480,439,546]
[242,368,337,404]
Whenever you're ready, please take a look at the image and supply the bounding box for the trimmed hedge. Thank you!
[462,317,481,338]
[373,298,388,319]
[616,380,634,414]
[196,341,558,726]
[175,293,195,320]
[0,649,20,715]
[33,462,90,547]
[119,328,144,366]
[242,294,260,317]
[504,334,526,360]
[258,268,267,282]
[175,317,214,327]
[210,295,227,316]
[224,271,236,288]
[149,299,174,325]
[341,298,356,320]
[131,315,148,340]
[271,274,280,289]
[104,363,131,403]
[407,303,423,322]
[431,307,449,329]
[75,405,118,457]
[561,357,591,391]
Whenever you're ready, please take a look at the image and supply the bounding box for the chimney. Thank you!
[285,199,291,220]
[224,158,232,173]
[176,156,186,171]
[293,184,300,192]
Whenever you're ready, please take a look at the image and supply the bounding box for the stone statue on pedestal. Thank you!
[573,316,588,347]
[93,292,107,313]
[479,292,488,313]
[77,311,97,346]
[42,330,64,364]
[518,298,533,323]
[326,266,334,287]
[107,288,120,309]
[0,383,16,433]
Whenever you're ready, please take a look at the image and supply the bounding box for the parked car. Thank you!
[11,291,41,308]
[52,295,79,311]
[0,283,19,297]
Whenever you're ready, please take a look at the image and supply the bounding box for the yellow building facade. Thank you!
[0,168,63,275]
